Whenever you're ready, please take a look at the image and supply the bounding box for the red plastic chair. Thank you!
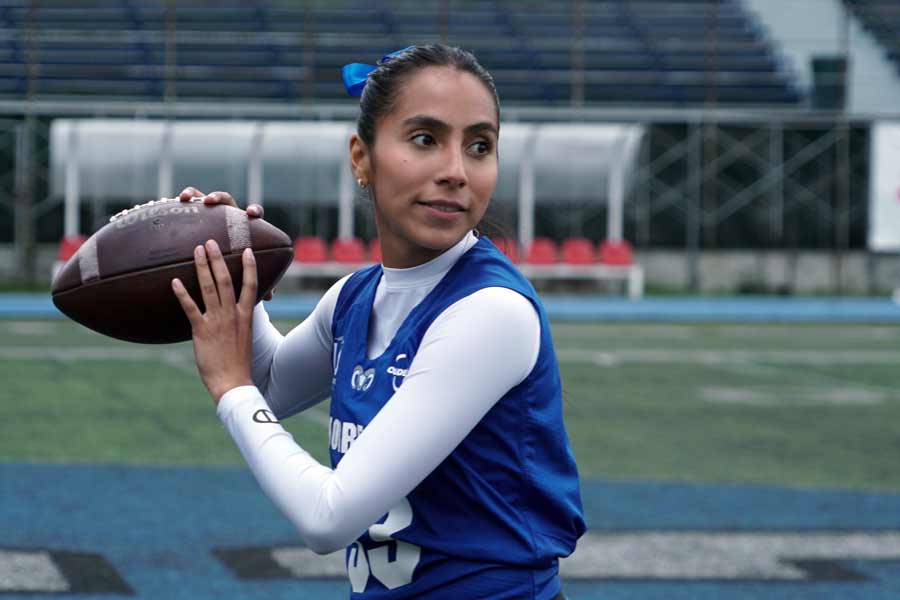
[561,237,596,265]
[525,238,558,265]
[599,240,634,266]
[368,239,382,263]
[493,238,520,263]
[293,236,328,263]
[57,234,86,261]
[331,238,366,263]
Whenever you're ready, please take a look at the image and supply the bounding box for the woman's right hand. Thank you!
[177,187,274,300]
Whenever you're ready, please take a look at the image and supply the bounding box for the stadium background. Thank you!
[1,0,900,598]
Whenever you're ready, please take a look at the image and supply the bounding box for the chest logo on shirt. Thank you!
[386,353,410,392]
[350,365,375,391]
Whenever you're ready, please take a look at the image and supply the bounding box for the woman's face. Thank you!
[353,66,499,268]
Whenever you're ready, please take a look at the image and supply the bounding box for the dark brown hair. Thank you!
[355,44,500,147]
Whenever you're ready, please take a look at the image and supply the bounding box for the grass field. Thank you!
[2,318,898,491]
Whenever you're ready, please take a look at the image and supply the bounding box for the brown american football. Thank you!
[51,198,293,344]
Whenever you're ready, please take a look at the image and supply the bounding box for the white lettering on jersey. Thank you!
[341,421,358,453]
[347,497,421,592]
[329,417,365,454]
[330,418,341,451]
[347,542,369,592]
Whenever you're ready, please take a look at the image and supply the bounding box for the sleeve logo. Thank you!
[252,409,279,424]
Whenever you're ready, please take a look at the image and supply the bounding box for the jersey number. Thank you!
[347,498,422,592]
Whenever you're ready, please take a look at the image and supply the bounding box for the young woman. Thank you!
[173,44,585,600]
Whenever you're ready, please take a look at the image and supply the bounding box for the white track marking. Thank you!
[560,531,900,580]
[271,547,347,577]
[260,530,900,581]
[0,550,68,592]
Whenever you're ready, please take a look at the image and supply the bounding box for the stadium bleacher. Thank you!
[0,0,801,106]
[845,0,900,77]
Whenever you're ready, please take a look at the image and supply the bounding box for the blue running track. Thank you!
[3,464,900,599]
[5,293,900,322]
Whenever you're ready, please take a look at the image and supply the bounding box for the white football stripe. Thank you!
[0,550,69,592]
[225,208,251,253]
[77,234,100,283]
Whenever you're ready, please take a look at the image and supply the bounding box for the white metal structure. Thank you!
[49,118,645,297]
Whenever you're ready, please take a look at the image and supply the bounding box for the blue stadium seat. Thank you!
[0,0,802,106]
[845,0,900,76]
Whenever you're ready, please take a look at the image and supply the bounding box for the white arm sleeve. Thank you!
[249,275,349,419]
[217,287,540,554]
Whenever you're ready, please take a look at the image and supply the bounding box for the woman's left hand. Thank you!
[171,239,258,405]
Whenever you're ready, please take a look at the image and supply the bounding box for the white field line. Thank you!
[3,321,60,336]
[5,345,900,366]
[699,386,887,406]
[556,348,900,367]
[0,345,332,428]
[551,324,697,340]
[158,349,332,428]
[713,357,898,395]
[0,346,166,361]
[557,347,900,406]
[5,345,897,411]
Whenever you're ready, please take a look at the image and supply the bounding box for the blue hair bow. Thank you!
[341,46,415,97]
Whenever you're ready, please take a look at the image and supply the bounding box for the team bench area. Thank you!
[285,236,644,300]
[52,234,644,300]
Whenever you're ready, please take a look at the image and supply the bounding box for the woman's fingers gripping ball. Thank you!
[177,186,271,298]
[177,187,264,219]
[171,239,258,404]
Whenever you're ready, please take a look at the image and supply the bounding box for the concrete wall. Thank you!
[637,250,900,295]
[7,245,899,296]
[744,0,900,114]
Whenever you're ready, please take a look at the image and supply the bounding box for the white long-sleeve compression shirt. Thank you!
[216,232,541,554]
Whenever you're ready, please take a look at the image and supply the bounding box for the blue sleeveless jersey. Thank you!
[329,237,586,599]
